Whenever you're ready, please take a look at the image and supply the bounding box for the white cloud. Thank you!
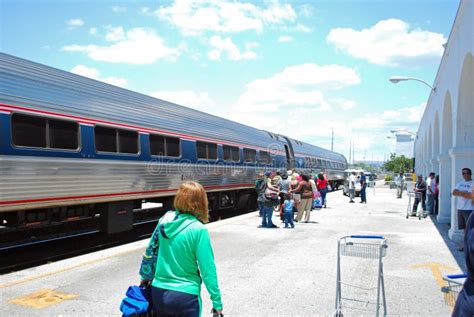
[67,18,84,27]
[111,6,126,13]
[294,23,311,33]
[235,63,360,112]
[155,0,297,35]
[71,65,127,87]
[330,98,357,110]
[327,19,446,66]
[208,36,258,61]
[278,35,293,43]
[89,27,98,36]
[105,26,125,42]
[149,90,215,111]
[62,28,182,64]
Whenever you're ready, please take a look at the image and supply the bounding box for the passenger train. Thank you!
[0,53,347,235]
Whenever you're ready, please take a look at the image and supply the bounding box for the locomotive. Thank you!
[0,53,347,236]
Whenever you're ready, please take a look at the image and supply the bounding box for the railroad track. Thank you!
[0,208,249,274]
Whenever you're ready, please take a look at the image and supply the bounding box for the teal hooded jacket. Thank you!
[148,210,223,310]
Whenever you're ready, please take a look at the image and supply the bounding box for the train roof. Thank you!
[0,53,346,163]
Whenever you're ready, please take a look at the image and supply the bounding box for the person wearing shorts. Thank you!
[453,167,473,251]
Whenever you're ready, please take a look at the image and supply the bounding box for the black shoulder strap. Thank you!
[159,224,168,239]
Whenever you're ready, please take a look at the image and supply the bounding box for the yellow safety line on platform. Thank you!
[0,211,258,289]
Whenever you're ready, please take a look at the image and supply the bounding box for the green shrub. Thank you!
[385,175,393,182]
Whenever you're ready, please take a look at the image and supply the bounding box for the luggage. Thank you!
[313,197,322,209]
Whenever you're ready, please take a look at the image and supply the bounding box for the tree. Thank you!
[383,153,413,174]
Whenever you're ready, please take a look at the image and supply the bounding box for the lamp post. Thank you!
[389,76,436,92]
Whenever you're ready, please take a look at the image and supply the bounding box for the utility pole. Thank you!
[348,139,352,166]
[352,140,355,165]
[331,127,334,152]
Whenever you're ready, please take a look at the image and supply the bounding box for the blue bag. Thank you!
[120,285,151,316]
[313,197,322,209]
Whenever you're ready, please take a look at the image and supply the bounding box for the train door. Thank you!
[279,135,295,170]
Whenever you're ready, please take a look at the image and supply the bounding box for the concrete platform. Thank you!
[1,184,466,316]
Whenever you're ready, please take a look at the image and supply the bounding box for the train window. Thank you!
[94,126,117,152]
[150,134,180,157]
[166,137,180,157]
[118,129,138,154]
[243,148,256,163]
[318,159,323,167]
[223,145,240,162]
[12,113,79,150]
[49,119,78,149]
[150,135,165,155]
[259,151,271,164]
[196,141,217,160]
[95,126,117,152]
[12,113,47,148]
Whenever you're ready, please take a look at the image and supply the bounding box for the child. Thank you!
[281,193,295,228]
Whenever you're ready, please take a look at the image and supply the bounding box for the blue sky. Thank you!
[1,0,460,162]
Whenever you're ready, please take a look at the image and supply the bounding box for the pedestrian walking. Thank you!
[317,173,328,207]
[139,181,223,316]
[360,171,367,203]
[349,171,356,203]
[452,168,474,251]
[395,172,404,199]
[426,172,436,215]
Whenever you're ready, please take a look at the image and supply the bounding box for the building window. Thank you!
[95,126,138,154]
[150,134,180,157]
[196,141,217,160]
[243,148,256,163]
[259,151,271,164]
[12,113,78,150]
[223,145,240,162]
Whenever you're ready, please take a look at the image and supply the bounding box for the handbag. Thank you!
[264,187,279,200]
[139,220,163,281]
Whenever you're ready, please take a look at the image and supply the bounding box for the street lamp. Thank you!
[389,76,436,92]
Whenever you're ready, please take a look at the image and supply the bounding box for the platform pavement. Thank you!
[0,183,467,316]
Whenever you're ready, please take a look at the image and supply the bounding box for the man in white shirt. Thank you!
[395,172,404,198]
[425,172,436,215]
[453,167,474,251]
[348,171,356,203]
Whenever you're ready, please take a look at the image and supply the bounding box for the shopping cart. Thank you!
[441,274,466,307]
[406,191,425,220]
[334,235,388,317]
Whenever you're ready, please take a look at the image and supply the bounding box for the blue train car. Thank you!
[0,53,347,234]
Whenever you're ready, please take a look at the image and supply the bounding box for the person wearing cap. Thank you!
[257,171,280,228]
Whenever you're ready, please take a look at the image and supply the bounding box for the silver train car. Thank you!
[0,53,347,234]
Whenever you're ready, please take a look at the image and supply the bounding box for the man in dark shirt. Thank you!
[360,172,367,203]
[452,212,474,316]
[412,175,427,216]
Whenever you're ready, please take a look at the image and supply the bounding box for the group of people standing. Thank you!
[408,172,439,216]
[255,169,329,228]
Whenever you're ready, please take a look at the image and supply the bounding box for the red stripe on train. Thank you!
[0,103,286,154]
[0,183,254,205]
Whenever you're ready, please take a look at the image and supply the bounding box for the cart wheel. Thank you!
[418,214,422,220]
[406,214,409,219]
